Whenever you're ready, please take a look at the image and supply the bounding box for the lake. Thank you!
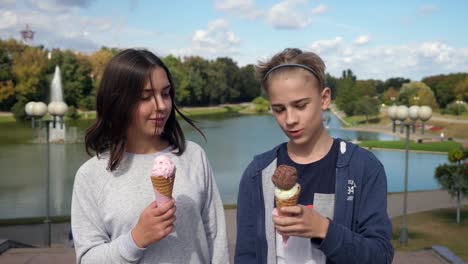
[0,112,448,219]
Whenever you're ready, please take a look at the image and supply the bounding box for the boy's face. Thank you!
[268,70,330,147]
[127,67,173,139]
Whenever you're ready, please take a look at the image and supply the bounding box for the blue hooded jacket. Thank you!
[234,139,394,264]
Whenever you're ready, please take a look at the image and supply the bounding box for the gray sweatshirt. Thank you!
[71,141,229,263]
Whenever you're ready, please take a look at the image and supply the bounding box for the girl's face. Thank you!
[268,70,330,146]
[127,67,173,139]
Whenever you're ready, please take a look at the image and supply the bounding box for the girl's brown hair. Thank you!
[85,49,204,171]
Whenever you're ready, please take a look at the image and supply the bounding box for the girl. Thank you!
[234,48,393,264]
[71,49,229,263]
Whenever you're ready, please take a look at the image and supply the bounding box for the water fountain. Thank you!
[48,66,67,143]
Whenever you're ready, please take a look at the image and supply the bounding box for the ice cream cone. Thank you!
[151,175,174,198]
[275,186,301,216]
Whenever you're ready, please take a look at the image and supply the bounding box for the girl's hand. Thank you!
[131,199,176,248]
[273,205,329,239]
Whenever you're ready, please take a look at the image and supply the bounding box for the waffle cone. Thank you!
[150,175,174,198]
[275,186,301,216]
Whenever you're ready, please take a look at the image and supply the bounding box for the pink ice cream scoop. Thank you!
[150,155,176,206]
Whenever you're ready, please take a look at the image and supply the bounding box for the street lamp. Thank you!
[24,101,68,247]
[387,104,432,246]
[455,100,465,120]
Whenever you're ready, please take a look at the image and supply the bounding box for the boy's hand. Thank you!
[273,205,329,239]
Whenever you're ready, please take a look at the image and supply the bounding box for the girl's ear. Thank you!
[321,87,331,110]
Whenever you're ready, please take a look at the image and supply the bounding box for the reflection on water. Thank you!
[0,113,446,219]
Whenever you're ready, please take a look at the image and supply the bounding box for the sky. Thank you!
[1,0,467,80]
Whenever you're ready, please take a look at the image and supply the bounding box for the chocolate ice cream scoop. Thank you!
[272,165,298,190]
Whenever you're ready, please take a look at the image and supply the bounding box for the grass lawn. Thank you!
[359,140,461,152]
[392,206,468,261]
[0,115,15,123]
[0,215,71,226]
[342,115,382,126]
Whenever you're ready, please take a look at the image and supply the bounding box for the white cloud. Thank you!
[25,0,96,13]
[0,10,16,30]
[354,35,370,45]
[309,37,342,54]
[315,39,468,80]
[172,19,241,58]
[312,4,328,15]
[215,0,262,19]
[266,0,315,29]
[420,4,438,15]
[215,0,327,30]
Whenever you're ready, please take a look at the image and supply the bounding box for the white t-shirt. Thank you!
[276,234,326,264]
[276,193,335,264]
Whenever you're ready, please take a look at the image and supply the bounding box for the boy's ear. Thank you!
[321,87,331,110]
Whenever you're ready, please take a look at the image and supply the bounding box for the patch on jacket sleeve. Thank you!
[347,179,356,201]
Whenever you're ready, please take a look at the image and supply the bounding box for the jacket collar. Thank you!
[251,138,358,177]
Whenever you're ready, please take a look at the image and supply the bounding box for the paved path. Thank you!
[1,190,467,263]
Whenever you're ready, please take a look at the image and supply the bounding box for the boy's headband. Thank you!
[263,63,320,83]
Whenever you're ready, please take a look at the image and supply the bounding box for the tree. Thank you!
[237,64,260,102]
[382,77,410,92]
[382,87,399,105]
[335,74,358,116]
[0,41,17,110]
[354,96,380,123]
[454,77,468,101]
[215,57,240,102]
[59,51,93,107]
[12,46,48,103]
[399,81,438,109]
[434,148,468,224]
[88,48,114,91]
[163,55,190,105]
[354,80,377,97]
[206,60,227,105]
[184,56,208,105]
[422,73,468,108]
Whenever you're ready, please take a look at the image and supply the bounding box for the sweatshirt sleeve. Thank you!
[71,168,146,264]
[319,162,394,264]
[200,150,230,264]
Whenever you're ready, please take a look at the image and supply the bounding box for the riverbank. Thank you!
[328,104,468,148]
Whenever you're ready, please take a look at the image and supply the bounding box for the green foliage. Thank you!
[448,148,466,163]
[335,74,358,116]
[399,81,438,108]
[359,140,462,152]
[12,46,48,102]
[237,64,260,102]
[382,77,410,92]
[252,96,270,113]
[10,100,27,121]
[434,163,468,198]
[78,96,96,110]
[444,101,467,116]
[353,96,380,122]
[66,106,80,120]
[59,51,93,107]
[422,73,468,108]
[382,87,399,105]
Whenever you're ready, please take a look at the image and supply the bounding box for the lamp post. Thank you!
[387,104,432,246]
[455,100,464,120]
[24,101,68,247]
